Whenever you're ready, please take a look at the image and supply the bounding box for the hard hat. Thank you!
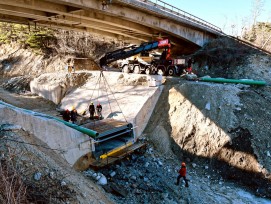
[71,106,75,110]
[91,102,93,105]
[181,162,186,167]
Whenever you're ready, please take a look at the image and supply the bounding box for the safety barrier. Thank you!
[136,0,222,33]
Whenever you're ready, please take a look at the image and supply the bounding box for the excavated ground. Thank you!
[1,38,271,203]
[144,78,271,199]
[0,74,271,203]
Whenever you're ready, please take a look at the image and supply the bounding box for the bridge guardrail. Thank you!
[137,0,222,33]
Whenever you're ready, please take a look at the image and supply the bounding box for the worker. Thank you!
[186,58,193,74]
[62,109,70,122]
[89,102,95,120]
[176,162,189,187]
[102,0,107,10]
[72,65,75,73]
[96,103,103,120]
[70,106,78,124]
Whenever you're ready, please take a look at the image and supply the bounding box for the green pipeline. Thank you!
[199,77,266,86]
[0,101,98,138]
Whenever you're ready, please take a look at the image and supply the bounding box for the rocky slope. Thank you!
[145,79,271,199]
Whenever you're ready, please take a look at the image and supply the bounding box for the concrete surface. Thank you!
[0,101,92,166]
[60,71,163,138]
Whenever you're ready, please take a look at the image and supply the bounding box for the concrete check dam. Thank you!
[0,0,224,169]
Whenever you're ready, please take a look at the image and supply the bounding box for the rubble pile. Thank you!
[83,143,271,204]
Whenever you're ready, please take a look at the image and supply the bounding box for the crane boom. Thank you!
[99,39,170,67]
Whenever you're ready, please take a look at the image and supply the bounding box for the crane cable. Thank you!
[100,71,128,123]
[84,72,102,115]
[84,71,128,123]
[101,72,113,115]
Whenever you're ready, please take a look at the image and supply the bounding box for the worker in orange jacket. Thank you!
[176,162,189,187]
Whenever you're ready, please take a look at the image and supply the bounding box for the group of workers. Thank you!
[89,102,103,120]
[61,102,103,123]
[62,107,78,124]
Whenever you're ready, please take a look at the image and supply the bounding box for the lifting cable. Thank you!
[85,72,102,114]
[101,72,113,115]
[85,71,128,123]
[100,71,128,123]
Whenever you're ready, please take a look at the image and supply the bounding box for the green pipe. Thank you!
[53,117,98,138]
[200,77,266,86]
[0,101,99,138]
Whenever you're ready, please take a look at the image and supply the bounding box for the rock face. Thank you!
[169,82,240,158]
[145,80,271,197]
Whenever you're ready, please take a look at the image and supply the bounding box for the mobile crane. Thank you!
[99,39,186,76]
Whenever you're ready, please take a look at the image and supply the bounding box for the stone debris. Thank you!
[157,160,163,166]
[110,171,116,177]
[84,170,107,185]
[61,180,67,187]
[205,102,211,110]
[34,172,42,181]
[144,162,150,168]
[49,171,55,179]
[97,174,107,185]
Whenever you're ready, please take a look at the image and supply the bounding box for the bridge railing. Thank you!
[137,0,222,33]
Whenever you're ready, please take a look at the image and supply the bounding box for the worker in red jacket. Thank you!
[176,162,189,187]
[62,109,70,122]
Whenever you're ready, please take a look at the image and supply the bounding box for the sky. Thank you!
[160,0,271,35]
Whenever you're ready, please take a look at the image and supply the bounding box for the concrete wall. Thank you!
[133,85,163,137]
[0,102,92,166]
[30,79,66,104]
[30,73,68,105]
[30,72,164,139]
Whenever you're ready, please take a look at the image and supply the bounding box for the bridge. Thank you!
[0,0,223,54]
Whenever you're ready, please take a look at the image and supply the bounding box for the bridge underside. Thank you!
[0,0,219,55]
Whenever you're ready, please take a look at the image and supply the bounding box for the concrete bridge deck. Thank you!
[0,0,223,54]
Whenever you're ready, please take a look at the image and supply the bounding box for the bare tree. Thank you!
[251,0,265,26]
